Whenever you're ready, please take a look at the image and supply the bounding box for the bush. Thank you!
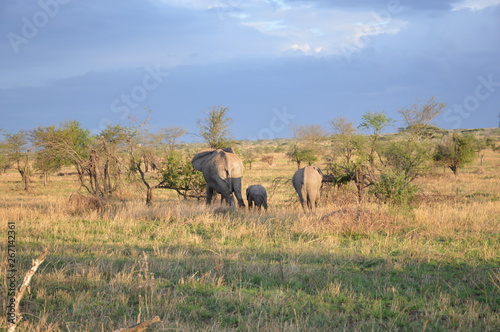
[382,139,432,181]
[369,170,418,205]
[433,133,478,176]
[160,151,205,199]
[261,155,274,166]
[274,145,285,153]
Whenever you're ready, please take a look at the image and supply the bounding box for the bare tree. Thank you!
[32,121,127,200]
[155,126,187,153]
[329,116,357,164]
[113,316,160,332]
[7,248,49,332]
[399,97,446,137]
[291,124,328,145]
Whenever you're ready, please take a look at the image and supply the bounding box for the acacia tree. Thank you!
[0,129,7,174]
[382,139,431,181]
[379,98,446,182]
[434,133,478,176]
[33,148,65,186]
[287,125,327,169]
[31,121,125,198]
[122,123,161,206]
[153,126,188,154]
[241,149,256,169]
[329,116,357,164]
[399,97,446,138]
[31,126,68,186]
[287,144,318,169]
[158,150,205,199]
[476,137,497,167]
[358,111,393,167]
[0,152,8,174]
[123,114,201,205]
[1,131,32,191]
[33,121,92,190]
[196,105,233,149]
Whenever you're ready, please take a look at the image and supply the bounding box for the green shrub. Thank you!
[370,170,418,205]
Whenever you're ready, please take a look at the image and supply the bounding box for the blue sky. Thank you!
[1,0,499,141]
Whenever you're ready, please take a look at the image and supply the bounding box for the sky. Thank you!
[1,0,499,141]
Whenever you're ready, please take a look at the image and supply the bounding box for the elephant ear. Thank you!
[191,149,215,171]
[222,147,235,154]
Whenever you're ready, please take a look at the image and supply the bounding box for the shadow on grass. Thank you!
[7,241,499,331]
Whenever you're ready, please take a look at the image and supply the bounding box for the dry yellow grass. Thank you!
[0,147,499,331]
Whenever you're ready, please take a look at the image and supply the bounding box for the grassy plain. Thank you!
[0,143,499,331]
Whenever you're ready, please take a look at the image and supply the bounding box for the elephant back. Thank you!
[210,150,243,180]
[191,149,216,171]
[304,166,323,185]
[191,148,243,179]
[224,152,243,178]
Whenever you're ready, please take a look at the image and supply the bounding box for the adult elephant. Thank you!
[191,147,245,207]
[292,166,323,211]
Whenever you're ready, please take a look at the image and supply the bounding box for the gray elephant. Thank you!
[292,166,323,211]
[246,184,268,210]
[191,147,245,207]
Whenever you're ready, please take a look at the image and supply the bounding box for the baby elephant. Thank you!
[246,185,268,211]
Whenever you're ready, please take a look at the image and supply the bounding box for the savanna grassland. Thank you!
[1,138,499,331]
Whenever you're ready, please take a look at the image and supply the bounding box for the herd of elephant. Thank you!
[192,148,324,211]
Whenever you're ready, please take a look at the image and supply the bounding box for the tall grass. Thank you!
[0,149,499,331]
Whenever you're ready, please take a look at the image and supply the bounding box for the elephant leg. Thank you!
[219,192,234,206]
[206,186,215,205]
[310,192,318,211]
[226,194,235,207]
[300,187,308,210]
[248,198,253,209]
[210,177,234,207]
[315,190,321,210]
[231,178,245,208]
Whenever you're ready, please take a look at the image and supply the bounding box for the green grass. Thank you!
[1,149,499,331]
[1,199,498,331]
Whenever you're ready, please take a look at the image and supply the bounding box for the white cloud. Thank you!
[243,20,288,32]
[155,0,208,10]
[154,0,407,56]
[452,0,500,11]
[243,8,407,56]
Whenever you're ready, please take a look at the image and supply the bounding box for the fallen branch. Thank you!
[114,316,161,332]
[7,248,49,332]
